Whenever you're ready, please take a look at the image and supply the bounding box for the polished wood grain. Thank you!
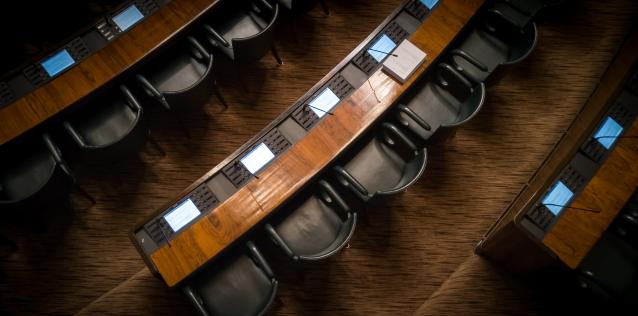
[0,0,221,145]
[543,120,638,268]
[148,0,486,287]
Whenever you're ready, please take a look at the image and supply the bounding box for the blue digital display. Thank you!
[112,4,144,31]
[420,0,440,9]
[368,34,397,63]
[542,181,574,215]
[164,199,201,232]
[40,49,75,77]
[593,116,623,149]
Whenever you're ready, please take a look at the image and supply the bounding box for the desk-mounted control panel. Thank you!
[0,0,161,109]
[522,88,638,238]
[137,184,219,252]
[97,0,159,41]
[404,0,440,21]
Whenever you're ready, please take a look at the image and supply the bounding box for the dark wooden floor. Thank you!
[1,0,637,315]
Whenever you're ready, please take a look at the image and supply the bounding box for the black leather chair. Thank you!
[395,63,486,142]
[136,36,226,136]
[63,85,162,160]
[450,1,538,83]
[0,134,94,211]
[278,0,329,15]
[333,122,427,202]
[612,192,638,248]
[265,180,356,261]
[183,241,278,316]
[577,232,638,306]
[203,0,282,67]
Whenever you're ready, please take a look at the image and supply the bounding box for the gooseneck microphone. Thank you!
[368,48,399,57]
[543,203,601,214]
[306,104,335,116]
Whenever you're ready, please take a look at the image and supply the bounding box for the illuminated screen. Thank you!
[420,0,440,9]
[593,116,623,149]
[112,4,144,31]
[368,34,397,63]
[240,143,275,174]
[542,181,574,215]
[40,50,75,77]
[164,199,201,232]
[309,88,340,118]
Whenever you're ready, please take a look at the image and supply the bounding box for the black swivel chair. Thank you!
[394,63,486,143]
[278,0,329,15]
[450,1,538,84]
[136,36,227,136]
[203,0,283,69]
[63,85,162,161]
[265,180,356,261]
[333,122,427,203]
[0,134,94,212]
[501,0,567,18]
[577,232,638,307]
[183,241,278,316]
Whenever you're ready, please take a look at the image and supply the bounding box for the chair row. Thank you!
[0,0,331,213]
[176,2,557,315]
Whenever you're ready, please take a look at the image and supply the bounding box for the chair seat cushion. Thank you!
[0,149,56,201]
[275,196,347,257]
[400,82,461,140]
[147,53,208,94]
[194,254,274,316]
[74,101,138,148]
[344,139,405,195]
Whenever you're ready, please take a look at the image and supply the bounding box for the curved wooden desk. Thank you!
[132,0,486,287]
[0,0,221,146]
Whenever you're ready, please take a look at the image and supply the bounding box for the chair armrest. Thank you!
[487,7,524,30]
[265,224,296,260]
[381,122,418,154]
[334,166,369,197]
[203,24,229,47]
[450,49,488,72]
[183,286,210,316]
[42,133,73,177]
[396,104,431,132]
[256,0,274,12]
[63,121,87,148]
[246,241,275,278]
[318,180,350,213]
[187,36,211,61]
[119,85,143,113]
[135,74,170,110]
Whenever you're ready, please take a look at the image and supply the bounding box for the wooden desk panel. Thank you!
[147,0,486,287]
[0,0,221,145]
[543,120,638,268]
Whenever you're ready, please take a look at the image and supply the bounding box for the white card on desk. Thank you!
[382,39,427,83]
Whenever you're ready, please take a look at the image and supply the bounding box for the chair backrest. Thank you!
[184,241,278,316]
[0,135,73,211]
[163,47,217,109]
[436,63,486,127]
[232,3,279,63]
[66,85,148,161]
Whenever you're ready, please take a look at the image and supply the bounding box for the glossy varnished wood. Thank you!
[149,0,486,287]
[543,120,638,268]
[0,0,221,145]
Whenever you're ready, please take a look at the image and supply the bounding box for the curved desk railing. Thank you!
[131,0,486,287]
[0,0,224,146]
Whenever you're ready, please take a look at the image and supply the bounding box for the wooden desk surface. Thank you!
[147,0,486,287]
[543,119,638,268]
[0,0,221,145]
